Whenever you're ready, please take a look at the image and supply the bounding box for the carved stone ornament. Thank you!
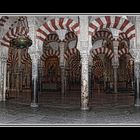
[30,53,40,61]
[1,56,7,63]
[129,49,140,62]
[112,56,119,67]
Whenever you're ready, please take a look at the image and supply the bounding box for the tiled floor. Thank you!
[0,90,139,126]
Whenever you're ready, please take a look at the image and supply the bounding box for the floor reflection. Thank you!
[0,90,138,125]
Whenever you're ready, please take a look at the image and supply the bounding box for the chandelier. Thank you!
[10,35,32,49]
[10,16,32,49]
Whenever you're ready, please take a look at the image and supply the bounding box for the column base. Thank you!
[2,98,6,102]
[135,104,140,107]
[30,103,39,108]
[134,99,140,107]
[0,97,6,102]
[81,106,89,111]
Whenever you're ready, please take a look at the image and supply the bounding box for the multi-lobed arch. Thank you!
[3,16,135,68]
[36,17,80,42]
[89,16,135,40]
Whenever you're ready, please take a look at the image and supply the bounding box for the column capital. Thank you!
[113,40,119,48]
[112,57,119,67]
[56,29,67,41]
[29,52,40,62]
[112,64,119,69]
[60,65,65,69]
[1,56,8,63]
[59,41,65,67]
[59,41,65,47]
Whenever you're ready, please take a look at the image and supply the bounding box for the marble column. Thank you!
[113,65,119,93]
[0,56,8,101]
[112,40,119,93]
[81,52,89,110]
[134,61,140,106]
[28,16,43,107]
[56,29,68,97]
[130,59,134,90]
[65,66,68,92]
[131,17,140,106]
[30,55,39,107]
[60,66,65,96]
[78,16,89,110]
[17,49,22,96]
[59,41,65,97]
[129,48,140,107]
[88,65,92,97]
[0,58,2,101]
[7,70,10,95]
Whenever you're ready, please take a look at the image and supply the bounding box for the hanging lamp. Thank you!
[10,16,32,49]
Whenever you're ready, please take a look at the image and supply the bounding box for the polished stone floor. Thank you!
[0,90,140,126]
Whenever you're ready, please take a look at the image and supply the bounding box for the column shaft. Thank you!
[59,41,65,96]
[31,59,39,107]
[3,62,7,101]
[134,62,140,106]
[113,67,118,93]
[61,66,65,96]
[0,57,7,101]
[81,54,89,110]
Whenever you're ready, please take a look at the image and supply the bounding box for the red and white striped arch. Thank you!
[68,54,81,80]
[37,17,80,42]
[7,48,31,66]
[92,30,114,43]
[1,27,28,48]
[91,47,114,59]
[117,32,129,42]
[93,58,104,78]
[64,48,80,61]
[21,49,32,65]
[64,31,77,42]
[118,47,129,57]
[0,16,9,26]
[44,33,60,45]
[41,49,60,61]
[7,48,19,66]
[7,49,13,66]
[89,16,135,40]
